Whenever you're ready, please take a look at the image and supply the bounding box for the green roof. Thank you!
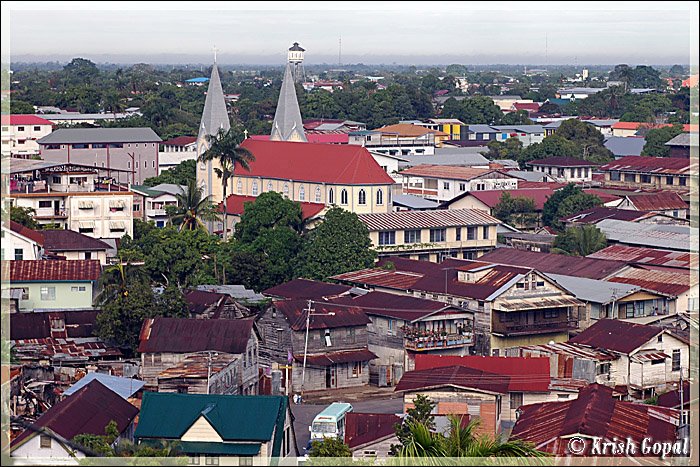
[135,393,288,448]
[129,184,160,197]
[178,442,261,456]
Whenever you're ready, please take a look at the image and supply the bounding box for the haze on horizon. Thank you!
[5,2,698,66]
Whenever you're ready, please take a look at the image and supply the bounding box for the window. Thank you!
[315,186,322,203]
[657,335,663,343]
[299,185,305,201]
[379,231,396,245]
[641,174,652,183]
[267,181,274,192]
[324,329,332,347]
[108,143,123,149]
[404,229,421,244]
[443,182,450,190]
[482,226,489,239]
[516,282,525,289]
[71,286,87,292]
[666,176,674,186]
[510,392,524,410]
[45,144,61,150]
[52,176,61,184]
[341,189,348,205]
[144,160,148,168]
[679,177,687,186]
[596,363,611,375]
[237,179,243,194]
[329,188,335,204]
[127,161,131,169]
[188,455,200,465]
[609,171,621,181]
[351,361,362,378]
[467,227,477,240]
[40,286,56,301]
[430,228,446,242]
[252,181,259,196]
[536,281,545,288]
[672,349,681,371]
[651,359,665,365]
[205,455,219,465]
[40,435,52,448]
[459,183,466,191]
[544,310,558,319]
[455,227,461,241]
[14,249,23,261]
[239,458,253,466]
[17,126,25,131]
[476,183,485,190]
[92,143,107,149]
[346,327,356,342]
[283,183,289,198]
[358,189,366,205]
[33,126,41,131]
[133,203,140,212]
[376,189,383,205]
[73,143,89,149]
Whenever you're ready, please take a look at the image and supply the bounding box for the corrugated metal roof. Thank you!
[665,133,692,147]
[332,268,424,290]
[137,317,254,354]
[544,273,640,305]
[607,267,691,297]
[10,259,101,282]
[358,208,499,231]
[519,341,617,361]
[603,136,645,157]
[587,245,695,269]
[395,365,510,394]
[330,290,459,322]
[400,164,508,181]
[263,278,351,300]
[465,188,556,210]
[599,156,692,175]
[631,351,669,362]
[569,319,662,354]
[495,295,583,311]
[10,310,99,340]
[293,348,378,366]
[38,127,161,144]
[623,192,688,211]
[345,413,401,449]
[63,373,144,399]
[157,353,237,380]
[8,220,45,246]
[392,194,440,210]
[596,219,692,251]
[560,207,653,224]
[42,229,111,252]
[274,299,370,331]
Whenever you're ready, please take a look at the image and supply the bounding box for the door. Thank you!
[330,365,337,388]
[527,311,535,327]
[326,367,331,388]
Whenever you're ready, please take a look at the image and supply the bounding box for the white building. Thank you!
[527,157,599,183]
[1,114,54,157]
[159,136,197,173]
[2,221,44,261]
[131,183,186,227]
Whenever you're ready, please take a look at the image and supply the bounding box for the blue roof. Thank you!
[186,77,210,83]
[63,373,145,400]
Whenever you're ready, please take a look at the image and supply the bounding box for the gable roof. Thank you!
[162,136,197,146]
[603,136,645,157]
[137,317,254,354]
[543,273,644,304]
[375,123,447,137]
[263,278,352,300]
[11,310,99,340]
[598,156,691,176]
[197,63,230,141]
[10,259,101,282]
[42,229,111,252]
[1,114,53,126]
[8,220,45,246]
[11,380,138,449]
[587,245,695,269]
[270,63,307,142]
[345,413,401,449]
[395,365,510,395]
[569,319,663,354]
[478,249,628,280]
[527,156,599,167]
[222,194,325,221]
[63,373,145,399]
[183,289,230,316]
[399,164,506,182]
[623,192,688,211]
[239,139,395,185]
[664,132,692,147]
[560,206,654,224]
[358,209,500,231]
[38,128,161,144]
[510,383,678,456]
[330,290,458,322]
[273,299,370,331]
[414,355,550,392]
[135,393,289,451]
[606,267,691,297]
[595,219,691,251]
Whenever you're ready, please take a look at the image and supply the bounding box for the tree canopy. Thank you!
[143,159,196,187]
[553,225,608,256]
[641,124,685,157]
[542,184,602,232]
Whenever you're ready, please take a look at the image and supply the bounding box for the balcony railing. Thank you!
[493,319,579,336]
[404,332,474,351]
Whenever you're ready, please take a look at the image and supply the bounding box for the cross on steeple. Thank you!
[212,45,219,63]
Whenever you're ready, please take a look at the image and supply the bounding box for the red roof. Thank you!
[569,319,663,354]
[607,268,690,297]
[137,317,255,354]
[239,139,394,185]
[587,245,695,269]
[1,114,53,126]
[413,355,551,392]
[222,195,325,221]
[11,380,138,449]
[467,188,555,210]
[345,413,401,448]
[513,103,541,112]
[9,220,45,246]
[250,133,349,144]
[583,189,622,204]
[624,192,688,211]
[262,278,351,300]
[274,299,371,331]
[330,291,455,322]
[161,136,196,146]
[612,121,697,132]
[560,207,653,224]
[599,156,691,175]
[516,181,566,189]
[395,365,510,394]
[294,348,378,366]
[511,383,679,456]
[11,310,99,340]
[528,157,599,167]
[478,249,628,280]
[42,229,111,252]
[10,260,101,282]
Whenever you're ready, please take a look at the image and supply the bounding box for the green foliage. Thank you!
[519,119,613,165]
[143,159,196,187]
[552,225,607,256]
[442,96,503,125]
[9,205,39,229]
[641,124,685,157]
[519,135,579,165]
[391,394,436,456]
[308,437,352,458]
[609,64,664,89]
[166,179,220,231]
[542,184,602,232]
[10,100,35,114]
[644,395,659,405]
[234,191,304,243]
[297,207,377,281]
[492,193,538,229]
[482,138,523,161]
[73,420,119,456]
[500,110,532,125]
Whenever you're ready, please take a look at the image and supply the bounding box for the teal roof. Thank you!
[129,184,160,197]
[179,441,261,456]
[135,393,288,452]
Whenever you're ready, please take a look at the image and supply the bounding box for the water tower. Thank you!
[288,42,306,82]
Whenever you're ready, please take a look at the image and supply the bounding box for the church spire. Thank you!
[270,63,307,142]
[197,61,230,144]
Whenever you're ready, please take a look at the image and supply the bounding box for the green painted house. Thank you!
[134,393,298,464]
[9,260,101,311]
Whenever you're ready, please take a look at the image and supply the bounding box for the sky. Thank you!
[3,1,699,66]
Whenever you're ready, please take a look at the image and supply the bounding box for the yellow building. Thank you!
[231,139,396,215]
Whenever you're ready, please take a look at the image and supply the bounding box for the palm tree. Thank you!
[166,179,220,231]
[553,225,607,257]
[198,126,255,240]
[94,251,148,305]
[396,415,547,462]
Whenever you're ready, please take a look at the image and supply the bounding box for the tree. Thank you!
[9,205,39,229]
[234,191,304,243]
[519,135,579,164]
[308,437,352,458]
[552,225,607,257]
[73,420,120,456]
[297,207,377,281]
[538,102,561,114]
[500,110,532,125]
[641,124,684,157]
[669,65,685,77]
[542,184,602,232]
[482,138,523,161]
[166,179,220,231]
[143,159,195,187]
[459,96,503,124]
[553,119,614,164]
[198,126,255,240]
[10,100,35,114]
[492,192,538,229]
[390,394,436,456]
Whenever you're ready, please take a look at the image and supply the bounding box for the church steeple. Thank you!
[270,63,307,142]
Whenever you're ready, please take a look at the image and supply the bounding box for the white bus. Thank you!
[309,402,353,445]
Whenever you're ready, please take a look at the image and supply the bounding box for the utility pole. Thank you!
[300,299,314,399]
[206,350,212,394]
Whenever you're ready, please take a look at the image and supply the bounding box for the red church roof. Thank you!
[239,139,395,185]
[222,194,325,220]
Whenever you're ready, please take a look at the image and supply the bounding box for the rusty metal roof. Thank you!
[157,353,238,380]
[599,156,692,175]
[274,299,371,331]
[332,268,424,290]
[569,319,663,355]
[263,278,352,300]
[293,348,377,366]
[399,164,505,181]
[588,245,696,269]
[631,351,670,362]
[518,341,618,362]
[494,295,583,311]
[12,337,123,362]
[510,383,679,456]
[358,209,499,231]
[345,413,401,449]
[10,259,101,282]
[330,291,461,322]
[395,365,510,394]
[607,267,691,297]
[137,317,254,354]
[623,192,688,211]
[10,310,100,340]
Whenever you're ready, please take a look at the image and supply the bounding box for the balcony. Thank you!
[402,326,474,351]
[493,319,579,336]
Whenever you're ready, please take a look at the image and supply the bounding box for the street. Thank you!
[291,393,404,454]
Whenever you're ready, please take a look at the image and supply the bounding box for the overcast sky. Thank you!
[4,1,699,65]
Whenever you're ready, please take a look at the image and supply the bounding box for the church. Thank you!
[195,44,396,218]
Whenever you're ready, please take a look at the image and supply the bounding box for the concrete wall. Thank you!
[2,227,41,261]
[16,281,95,311]
[11,433,87,462]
